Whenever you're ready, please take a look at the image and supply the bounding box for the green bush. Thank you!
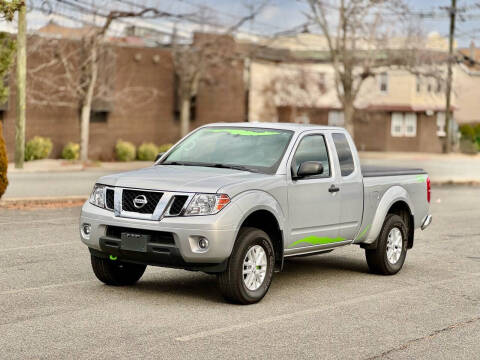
[25,136,53,161]
[137,142,158,161]
[115,140,136,162]
[0,121,8,199]
[158,143,173,153]
[61,142,80,160]
[459,124,480,149]
[459,124,476,142]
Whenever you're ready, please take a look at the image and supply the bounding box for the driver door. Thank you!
[286,133,342,251]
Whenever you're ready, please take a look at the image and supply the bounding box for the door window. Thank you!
[292,135,330,178]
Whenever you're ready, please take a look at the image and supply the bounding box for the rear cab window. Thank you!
[332,133,355,177]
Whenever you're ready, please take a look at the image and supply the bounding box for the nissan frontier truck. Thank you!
[80,123,432,304]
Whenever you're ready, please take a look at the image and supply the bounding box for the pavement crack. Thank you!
[365,316,480,360]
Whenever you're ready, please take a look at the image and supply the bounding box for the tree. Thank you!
[0,0,23,191]
[28,7,186,162]
[306,0,412,138]
[172,2,268,137]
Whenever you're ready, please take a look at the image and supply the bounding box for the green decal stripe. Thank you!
[355,224,371,241]
[288,236,346,248]
[208,129,281,136]
[416,175,427,183]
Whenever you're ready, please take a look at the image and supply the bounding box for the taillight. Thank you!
[426,177,431,203]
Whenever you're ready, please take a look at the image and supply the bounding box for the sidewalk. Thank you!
[7,159,149,173]
[2,153,480,204]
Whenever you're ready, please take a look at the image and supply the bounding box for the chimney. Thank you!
[470,41,476,61]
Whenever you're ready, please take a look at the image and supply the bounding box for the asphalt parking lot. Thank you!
[1,186,479,360]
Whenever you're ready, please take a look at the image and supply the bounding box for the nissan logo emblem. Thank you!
[133,195,148,209]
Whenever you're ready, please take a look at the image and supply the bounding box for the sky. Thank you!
[3,0,479,48]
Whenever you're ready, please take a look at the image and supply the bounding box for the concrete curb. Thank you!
[1,180,480,209]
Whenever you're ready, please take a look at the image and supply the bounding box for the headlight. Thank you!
[184,193,230,216]
[89,184,105,208]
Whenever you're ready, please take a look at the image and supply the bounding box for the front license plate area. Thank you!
[121,232,150,252]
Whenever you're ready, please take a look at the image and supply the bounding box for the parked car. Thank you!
[80,123,432,304]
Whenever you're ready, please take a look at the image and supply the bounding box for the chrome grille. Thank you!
[169,195,189,215]
[122,189,163,214]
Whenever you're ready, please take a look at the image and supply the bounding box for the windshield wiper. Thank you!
[162,161,259,173]
[207,163,258,173]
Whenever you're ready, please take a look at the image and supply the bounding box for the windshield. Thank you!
[161,127,294,174]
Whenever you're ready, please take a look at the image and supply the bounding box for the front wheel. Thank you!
[217,227,275,304]
[365,214,408,275]
[91,255,146,286]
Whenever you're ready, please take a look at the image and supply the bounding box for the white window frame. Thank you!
[391,112,405,137]
[379,72,388,94]
[391,112,417,137]
[328,110,345,127]
[436,112,446,137]
[404,113,417,137]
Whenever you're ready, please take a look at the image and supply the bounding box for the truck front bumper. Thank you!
[80,201,241,270]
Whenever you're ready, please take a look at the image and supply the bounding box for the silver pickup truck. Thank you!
[80,123,432,304]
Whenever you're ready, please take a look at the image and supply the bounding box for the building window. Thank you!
[416,75,421,93]
[436,112,446,137]
[436,80,442,94]
[90,111,109,123]
[391,112,417,137]
[404,113,417,137]
[391,112,404,137]
[295,113,310,124]
[318,73,326,93]
[328,110,345,126]
[379,72,388,93]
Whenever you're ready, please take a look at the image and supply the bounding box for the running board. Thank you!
[283,240,353,258]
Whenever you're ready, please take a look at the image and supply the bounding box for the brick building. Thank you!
[1,30,245,160]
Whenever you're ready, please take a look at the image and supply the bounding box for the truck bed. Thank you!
[361,165,427,177]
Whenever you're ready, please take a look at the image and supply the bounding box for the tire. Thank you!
[91,255,146,286]
[217,227,275,304]
[365,214,408,275]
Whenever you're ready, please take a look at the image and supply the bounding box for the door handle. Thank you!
[328,185,340,193]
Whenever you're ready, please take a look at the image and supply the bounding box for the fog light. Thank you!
[81,223,91,239]
[198,237,209,249]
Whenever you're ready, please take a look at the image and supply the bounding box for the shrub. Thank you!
[61,142,80,160]
[25,136,53,161]
[157,143,173,153]
[459,124,476,142]
[459,139,478,154]
[137,142,158,161]
[0,121,8,199]
[115,140,136,162]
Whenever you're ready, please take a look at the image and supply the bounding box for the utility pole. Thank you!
[15,2,26,168]
[444,0,456,153]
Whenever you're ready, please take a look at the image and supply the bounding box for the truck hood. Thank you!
[96,165,271,194]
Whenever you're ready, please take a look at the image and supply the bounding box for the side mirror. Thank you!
[154,152,165,162]
[294,161,324,179]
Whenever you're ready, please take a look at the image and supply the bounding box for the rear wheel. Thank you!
[91,255,146,286]
[365,214,408,275]
[217,227,275,304]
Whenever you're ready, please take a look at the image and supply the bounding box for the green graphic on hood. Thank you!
[288,235,346,248]
[208,129,281,136]
[355,224,371,241]
[416,175,428,183]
